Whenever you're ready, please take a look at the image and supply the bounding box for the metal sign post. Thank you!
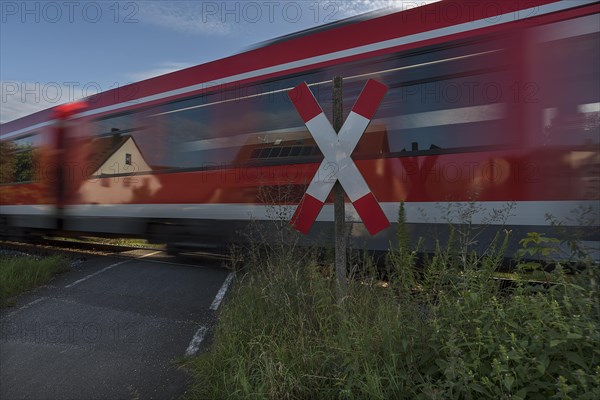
[332,76,347,299]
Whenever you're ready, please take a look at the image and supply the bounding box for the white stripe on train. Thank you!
[2,201,598,226]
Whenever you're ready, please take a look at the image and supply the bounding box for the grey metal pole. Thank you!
[332,76,347,301]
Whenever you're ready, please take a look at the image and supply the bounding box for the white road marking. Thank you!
[185,325,208,356]
[124,257,227,268]
[4,297,46,319]
[64,250,161,288]
[210,272,235,311]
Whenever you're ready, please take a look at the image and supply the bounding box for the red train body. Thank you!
[1,0,598,257]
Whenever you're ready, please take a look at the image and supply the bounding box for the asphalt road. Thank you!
[0,249,234,400]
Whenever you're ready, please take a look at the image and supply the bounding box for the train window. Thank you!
[258,148,271,158]
[12,135,41,148]
[268,147,282,158]
[249,144,321,161]
[0,134,39,184]
[355,45,513,156]
[85,34,517,176]
[160,81,312,169]
[279,147,291,157]
[86,133,160,178]
[267,34,515,159]
[300,146,313,156]
[90,108,167,177]
[94,113,137,136]
[528,16,600,146]
[161,37,515,170]
[250,148,261,159]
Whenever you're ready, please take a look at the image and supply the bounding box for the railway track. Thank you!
[0,237,230,263]
[0,238,160,257]
[0,237,567,289]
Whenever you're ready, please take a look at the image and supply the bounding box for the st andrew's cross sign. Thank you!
[288,79,390,235]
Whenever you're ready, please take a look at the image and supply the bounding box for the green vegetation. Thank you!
[184,206,599,399]
[0,255,70,307]
[0,141,37,184]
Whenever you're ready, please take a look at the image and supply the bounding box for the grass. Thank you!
[0,255,70,307]
[182,228,600,399]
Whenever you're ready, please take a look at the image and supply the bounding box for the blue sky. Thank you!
[0,1,436,123]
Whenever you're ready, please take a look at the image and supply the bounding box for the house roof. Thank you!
[87,134,131,175]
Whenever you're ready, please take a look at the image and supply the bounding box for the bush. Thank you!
[184,221,599,399]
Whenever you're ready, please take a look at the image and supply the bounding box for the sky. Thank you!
[0,0,438,124]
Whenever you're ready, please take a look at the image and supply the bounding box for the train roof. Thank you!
[244,6,405,52]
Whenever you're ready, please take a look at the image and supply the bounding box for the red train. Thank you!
[1,0,598,257]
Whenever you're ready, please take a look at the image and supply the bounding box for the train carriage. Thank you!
[1,0,598,258]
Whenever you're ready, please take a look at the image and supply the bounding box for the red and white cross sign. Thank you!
[288,79,390,235]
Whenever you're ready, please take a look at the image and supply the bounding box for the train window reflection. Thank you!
[161,83,308,169]
[90,111,166,177]
[87,34,518,173]
[533,28,600,146]
[382,103,507,154]
[367,62,512,156]
[0,133,39,184]
[94,113,137,136]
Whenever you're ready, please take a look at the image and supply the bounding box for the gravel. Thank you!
[0,248,40,259]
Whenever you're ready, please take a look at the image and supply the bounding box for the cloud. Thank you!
[138,2,235,36]
[126,62,194,82]
[137,1,440,37]
[333,0,441,18]
[0,81,89,124]
[0,61,194,123]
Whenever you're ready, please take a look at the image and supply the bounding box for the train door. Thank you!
[52,102,87,230]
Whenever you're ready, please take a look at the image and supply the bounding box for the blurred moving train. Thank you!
[1,0,599,257]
